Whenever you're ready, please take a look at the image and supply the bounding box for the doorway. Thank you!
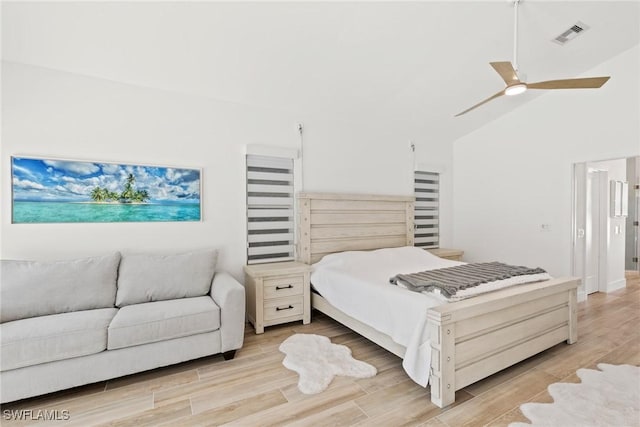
[572,157,629,301]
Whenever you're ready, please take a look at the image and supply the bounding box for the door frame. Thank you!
[572,162,587,301]
[572,163,609,300]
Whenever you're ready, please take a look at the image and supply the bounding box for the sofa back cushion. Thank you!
[115,249,217,307]
[0,253,121,323]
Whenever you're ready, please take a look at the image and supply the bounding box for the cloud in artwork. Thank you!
[64,183,93,196]
[101,163,120,174]
[13,158,200,203]
[13,177,45,190]
[165,168,181,182]
[43,160,100,176]
[12,164,39,180]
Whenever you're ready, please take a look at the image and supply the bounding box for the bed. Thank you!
[297,192,579,408]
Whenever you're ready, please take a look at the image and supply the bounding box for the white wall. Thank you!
[1,61,453,279]
[453,45,640,277]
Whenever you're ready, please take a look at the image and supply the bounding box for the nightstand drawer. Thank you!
[263,296,304,321]
[264,276,304,299]
[244,261,312,333]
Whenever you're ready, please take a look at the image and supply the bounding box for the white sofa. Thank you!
[0,249,245,403]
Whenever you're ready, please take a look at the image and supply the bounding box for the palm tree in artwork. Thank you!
[91,187,106,202]
[121,173,136,202]
[91,173,150,204]
[133,189,150,203]
[107,190,119,201]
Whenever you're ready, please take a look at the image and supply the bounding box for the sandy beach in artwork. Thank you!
[74,201,151,205]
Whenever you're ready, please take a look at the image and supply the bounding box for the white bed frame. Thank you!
[297,192,579,408]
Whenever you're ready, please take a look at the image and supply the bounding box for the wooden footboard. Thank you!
[427,277,579,407]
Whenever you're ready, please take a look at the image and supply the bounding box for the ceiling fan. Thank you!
[455,0,610,117]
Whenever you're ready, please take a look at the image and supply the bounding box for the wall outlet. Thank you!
[541,224,551,232]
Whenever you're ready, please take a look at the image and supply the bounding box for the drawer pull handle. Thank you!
[276,285,294,290]
[276,305,294,311]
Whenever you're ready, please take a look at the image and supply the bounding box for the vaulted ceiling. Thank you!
[2,1,639,143]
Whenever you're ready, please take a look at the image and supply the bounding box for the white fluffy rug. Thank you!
[279,334,377,394]
[510,363,640,427]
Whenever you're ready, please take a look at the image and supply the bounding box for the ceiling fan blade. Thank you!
[490,62,521,85]
[455,90,505,117]
[527,76,610,90]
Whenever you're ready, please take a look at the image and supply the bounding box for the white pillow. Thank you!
[1,253,121,323]
[115,249,217,307]
[312,246,458,287]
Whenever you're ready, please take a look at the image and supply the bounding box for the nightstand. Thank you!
[243,261,312,334]
[427,248,464,261]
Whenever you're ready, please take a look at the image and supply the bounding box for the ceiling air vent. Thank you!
[552,21,590,45]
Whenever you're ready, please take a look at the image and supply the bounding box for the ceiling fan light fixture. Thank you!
[505,83,527,96]
[453,1,610,117]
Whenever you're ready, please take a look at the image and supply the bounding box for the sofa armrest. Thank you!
[211,272,245,352]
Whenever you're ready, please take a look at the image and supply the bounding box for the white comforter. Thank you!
[310,246,551,387]
[310,246,461,387]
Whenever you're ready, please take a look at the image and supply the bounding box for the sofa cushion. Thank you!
[0,253,121,323]
[115,249,217,307]
[107,296,220,350]
[0,308,117,371]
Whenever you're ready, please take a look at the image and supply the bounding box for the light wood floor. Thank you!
[2,272,638,426]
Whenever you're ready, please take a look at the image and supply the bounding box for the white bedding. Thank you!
[310,246,551,387]
[310,246,460,387]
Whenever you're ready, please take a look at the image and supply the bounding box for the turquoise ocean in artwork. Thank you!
[13,202,200,223]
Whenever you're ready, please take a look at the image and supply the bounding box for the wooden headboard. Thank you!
[297,192,415,264]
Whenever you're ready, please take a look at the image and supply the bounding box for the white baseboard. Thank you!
[605,278,627,293]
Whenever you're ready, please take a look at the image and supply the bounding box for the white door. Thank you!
[585,170,607,294]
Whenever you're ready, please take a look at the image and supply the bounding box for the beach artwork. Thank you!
[11,157,201,223]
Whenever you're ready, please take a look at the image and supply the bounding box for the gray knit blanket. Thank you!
[389,262,547,298]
